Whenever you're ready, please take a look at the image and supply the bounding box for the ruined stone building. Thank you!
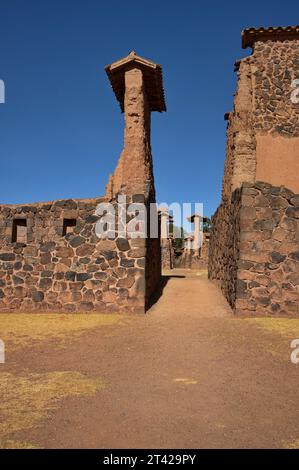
[180,233,210,269]
[209,26,299,315]
[179,215,209,269]
[159,210,209,270]
[0,52,166,313]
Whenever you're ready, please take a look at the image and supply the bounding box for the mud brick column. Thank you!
[105,51,167,310]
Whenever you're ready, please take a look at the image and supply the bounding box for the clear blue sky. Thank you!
[0,0,298,217]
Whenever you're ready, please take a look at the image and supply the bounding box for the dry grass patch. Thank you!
[0,313,131,349]
[0,440,39,449]
[244,318,299,339]
[0,370,104,447]
[283,438,299,449]
[240,317,299,361]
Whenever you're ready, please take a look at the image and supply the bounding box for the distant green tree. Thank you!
[203,217,212,233]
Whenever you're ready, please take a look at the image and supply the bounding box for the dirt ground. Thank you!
[1,269,299,449]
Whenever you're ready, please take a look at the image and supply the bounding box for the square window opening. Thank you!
[12,219,27,244]
[63,218,77,236]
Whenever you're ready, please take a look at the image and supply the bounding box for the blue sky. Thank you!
[0,0,298,217]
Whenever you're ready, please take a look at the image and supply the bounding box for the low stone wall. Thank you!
[180,253,209,270]
[0,197,151,313]
[209,182,299,315]
[161,239,174,270]
[176,234,210,270]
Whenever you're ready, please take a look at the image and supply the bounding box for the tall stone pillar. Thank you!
[160,208,169,240]
[105,51,166,201]
[191,214,202,257]
[105,51,166,310]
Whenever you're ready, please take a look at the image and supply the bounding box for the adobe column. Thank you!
[192,214,202,257]
[105,51,167,310]
[105,51,166,200]
[187,213,202,257]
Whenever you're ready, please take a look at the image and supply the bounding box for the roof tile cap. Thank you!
[242,25,299,49]
[105,51,166,113]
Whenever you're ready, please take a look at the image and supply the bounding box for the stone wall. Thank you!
[210,27,299,316]
[235,182,299,315]
[0,51,167,314]
[253,40,299,194]
[209,181,299,315]
[161,239,174,270]
[0,198,147,313]
[209,189,242,306]
[252,40,299,137]
[177,232,210,270]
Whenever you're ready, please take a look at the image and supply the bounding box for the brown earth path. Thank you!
[2,269,299,449]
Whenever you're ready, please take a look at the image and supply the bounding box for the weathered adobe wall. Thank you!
[0,198,147,313]
[235,182,299,316]
[223,39,299,200]
[210,181,299,315]
[222,58,256,200]
[106,68,155,199]
[221,113,235,202]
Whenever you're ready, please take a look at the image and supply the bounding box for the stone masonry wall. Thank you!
[252,40,299,137]
[210,29,299,316]
[0,52,166,315]
[209,181,299,315]
[209,188,242,306]
[252,40,299,194]
[235,182,299,315]
[0,198,147,313]
[161,239,173,270]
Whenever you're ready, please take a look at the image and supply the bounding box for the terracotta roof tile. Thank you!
[242,25,299,49]
[105,51,166,112]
